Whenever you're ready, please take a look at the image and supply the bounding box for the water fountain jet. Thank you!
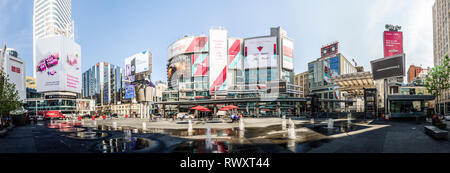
[288,118,296,140]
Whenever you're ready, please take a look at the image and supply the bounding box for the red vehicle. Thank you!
[43,111,66,120]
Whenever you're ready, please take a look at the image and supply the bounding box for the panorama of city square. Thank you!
[2,0,450,155]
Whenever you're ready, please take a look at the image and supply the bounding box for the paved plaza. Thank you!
[0,117,449,153]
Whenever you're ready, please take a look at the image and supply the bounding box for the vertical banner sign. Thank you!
[384,31,403,57]
[36,35,82,93]
[282,38,294,70]
[209,29,228,92]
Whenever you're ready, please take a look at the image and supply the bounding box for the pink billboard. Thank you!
[384,31,403,57]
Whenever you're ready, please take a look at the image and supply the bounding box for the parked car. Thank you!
[110,114,118,118]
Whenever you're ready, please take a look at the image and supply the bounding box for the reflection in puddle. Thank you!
[65,131,108,140]
[308,121,369,136]
[173,140,230,153]
[96,137,155,153]
[281,139,331,153]
[55,127,85,133]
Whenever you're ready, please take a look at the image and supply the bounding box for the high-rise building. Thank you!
[0,47,26,102]
[33,0,74,78]
[82,62,123,107]
[433,0,450,114]
[294,72,308,98]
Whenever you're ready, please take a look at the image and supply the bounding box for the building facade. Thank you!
[82,62,123,107]
[407,65,423,84]
[308,51,357,112]
[433,0,450,114]
[294,72,308,98]
[33,0,74,78]
[0,47,27,103]
[165,27,298,101]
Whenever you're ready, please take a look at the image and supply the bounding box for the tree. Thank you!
[0,70,23,121]
[425,55,450,115]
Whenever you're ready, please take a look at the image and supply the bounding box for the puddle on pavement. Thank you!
[47,123,72,129]
[172,140,231,153]
[64,131,108,140]
[55,127,85,133]
[96,137,155,153]
[307,121,370,136]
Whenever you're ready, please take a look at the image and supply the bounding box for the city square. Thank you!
[1,0,450,168]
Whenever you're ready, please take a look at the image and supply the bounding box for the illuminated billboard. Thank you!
[125,50,151,75]
[244,37,278,69]
[35,35,82,93]
[125,84,135,99]
[209,29,228,91]
[282,38,294,70]
[384,31,403,57]
[371,54,405,80]
[321,42,338,58]
[168,36,208,58]
[228,38,243,70]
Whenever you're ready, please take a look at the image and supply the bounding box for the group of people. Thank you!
[230,113,243,123]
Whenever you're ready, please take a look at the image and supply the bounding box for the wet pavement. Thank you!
[1,118,450,153]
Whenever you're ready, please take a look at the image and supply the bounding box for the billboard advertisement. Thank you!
[192,53,208,76]
[244,37,278,69]
[167,55,190,89]
[125,50,151,74]
[384,31,403,57]
[321,42,339,58]
[282,38,294,70]
[36,35,81,93]
[371,53,405,80]
[228,38,243,70]
[168,36,208,58]
[209,29,228,91]
[125,84,135,99]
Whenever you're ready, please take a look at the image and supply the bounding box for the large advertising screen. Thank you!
[371,54,405,80]
[125,84,135,99]
[228,38,243,70]
[384,31,403,57]
[168,55,190,89]
[168,36,208,58]
[125,50,151,78]
[282,38,294,70]
[36,35,81,93]
[209,29,228,92]
[244,37,278,69]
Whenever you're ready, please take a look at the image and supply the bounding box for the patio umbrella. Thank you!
[190,105,208,110]
[199,108,211,112]
[219,107,232,111]
[224,105,239,109]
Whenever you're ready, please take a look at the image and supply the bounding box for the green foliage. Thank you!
[424,55,450,114]
[0,70,23,116]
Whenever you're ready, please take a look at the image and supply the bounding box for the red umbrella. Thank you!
[220,107,232,111]
[190,105,208,110]
[224,105,239,109]
[199,108,211,112]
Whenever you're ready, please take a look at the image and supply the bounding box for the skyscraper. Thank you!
[33,0,74,77]
[433,0,450,114]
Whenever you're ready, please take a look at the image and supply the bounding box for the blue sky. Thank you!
[0,0,435,82]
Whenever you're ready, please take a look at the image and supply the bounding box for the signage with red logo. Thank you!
[383,31,403,57]
[321,42,339,58]
[11,66,21,73]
